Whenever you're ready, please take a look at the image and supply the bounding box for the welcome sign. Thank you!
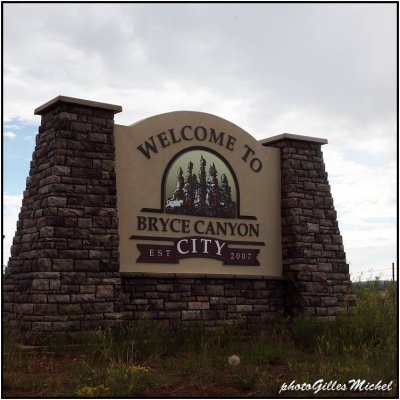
[115,111,282,276]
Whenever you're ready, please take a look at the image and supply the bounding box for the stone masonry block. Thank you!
[40,227,54,238]
[236,305,253,312]
[52,321,81,331]
[205,285,224,296]
[49,279,61,290]
[157,310,181,319]
[32,322,52,332]
[174,284,191,292]
[80,285,96,294]
[48,294,70,303]
[88,132,108,143]
[53,259,74,271]
[61,285,80,294]
[296,271,311,281]
[303,282,326,292]
[32,279,49,291]
[209,297,220,305]
[93,302,114,313]
[182,310,201,320]
[74,260,99,272]
[148,299,164,309]
[32,294,48,303]
[165,302,187,310]
[96,285,114,298]
[201,310,218,320]
[191,285,206,296]
[320,297,338,307]
[71,294,96,302]
[306,223,320,233]
[188,302,209,310]
[34,304,58,315]
[47,196,67,207]
[156,284,173,292]
[51,165,71,176]
[58,304,82,315]
[131,299,148,305]
[14,304,34,315]
[61,272,86,285]
[311,272,327,281]
[38,258,52,271]
[318,262,333,272]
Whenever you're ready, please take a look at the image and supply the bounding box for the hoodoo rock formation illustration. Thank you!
[165,154,236,218]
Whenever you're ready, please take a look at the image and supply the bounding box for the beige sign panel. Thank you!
[114,111,282,276]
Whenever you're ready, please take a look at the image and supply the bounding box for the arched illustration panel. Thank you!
[162,147,239,219]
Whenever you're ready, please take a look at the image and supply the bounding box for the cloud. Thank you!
[4,131,16,139]
[323,146,396,276]
[3,4,396,128]
[2,194,22,266]
[3,124,21,130]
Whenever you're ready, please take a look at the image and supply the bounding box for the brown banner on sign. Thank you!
[136,236,260,266]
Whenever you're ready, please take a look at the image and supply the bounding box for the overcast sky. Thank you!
[3,3,397,279]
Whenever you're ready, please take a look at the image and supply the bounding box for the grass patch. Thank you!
[2,280,397,397]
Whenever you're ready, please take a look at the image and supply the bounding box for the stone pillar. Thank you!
[3,96,123,332]
[261,134,354,318]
